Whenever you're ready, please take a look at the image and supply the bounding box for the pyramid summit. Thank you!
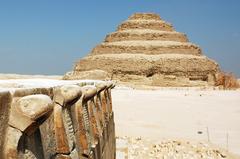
[64,13,220,86]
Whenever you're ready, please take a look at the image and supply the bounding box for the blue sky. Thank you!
[0,0,239,76]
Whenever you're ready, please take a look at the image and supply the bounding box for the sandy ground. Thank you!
[0,73,62,80]
[112,88,240,156]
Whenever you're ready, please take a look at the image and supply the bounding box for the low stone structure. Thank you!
[0,80,115,159]
[64,13,220,87]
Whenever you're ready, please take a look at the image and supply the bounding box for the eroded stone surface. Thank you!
[64,13,220,87]
[0,91,12,158]
[1,81,116,159]
[82,86,98,102]
[17,95,53,120]
[9,95,53,133]
[54,103,71,154]
[3,126,22,159]
[54,84,82,106]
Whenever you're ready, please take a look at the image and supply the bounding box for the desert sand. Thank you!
[112,87,240,157]
[0,73,62,80]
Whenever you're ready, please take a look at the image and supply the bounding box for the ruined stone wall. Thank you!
[0,81,115,159]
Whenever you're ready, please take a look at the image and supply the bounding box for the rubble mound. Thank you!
[64,13,220,86]
[116,137,239,159]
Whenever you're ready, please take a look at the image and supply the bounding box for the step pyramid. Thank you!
[64,13,220,86]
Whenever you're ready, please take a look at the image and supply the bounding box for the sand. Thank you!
[0,73,62,80]
[112,88,240,156]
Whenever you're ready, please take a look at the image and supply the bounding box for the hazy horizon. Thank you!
[0,0,239,77]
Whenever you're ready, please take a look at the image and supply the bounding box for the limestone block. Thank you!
[91,41,201,56]
[96,83,107,93]
[87,100,100,143]
[1,82,115,159]
[13,87,53,98]
[82,86,97,102]
[117,20,173,31]
[105,30,188,43]
[100,91,109,123]
[40,102,78,157]
[3,126,22,159]
[39,113,57,159]
[207,73,216,85]
[129,13,161,20]
[93,95,104,133]
[71,98,90,156]
[53,103,71,154]
[0,91,12,158]
[63,70,110,80]
[53,84,82,106]
[9,94,53,134]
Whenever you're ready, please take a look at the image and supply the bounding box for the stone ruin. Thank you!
[64,13,220,87]
[0,80,115,159]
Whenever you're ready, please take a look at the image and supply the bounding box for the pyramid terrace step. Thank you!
[117,20,174,31]
[129,13,161,20]
[74,53,218,78]
[105,29,188,42]
[91,41,202,56]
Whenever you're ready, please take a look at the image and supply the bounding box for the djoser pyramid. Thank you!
[64,13,220,86]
